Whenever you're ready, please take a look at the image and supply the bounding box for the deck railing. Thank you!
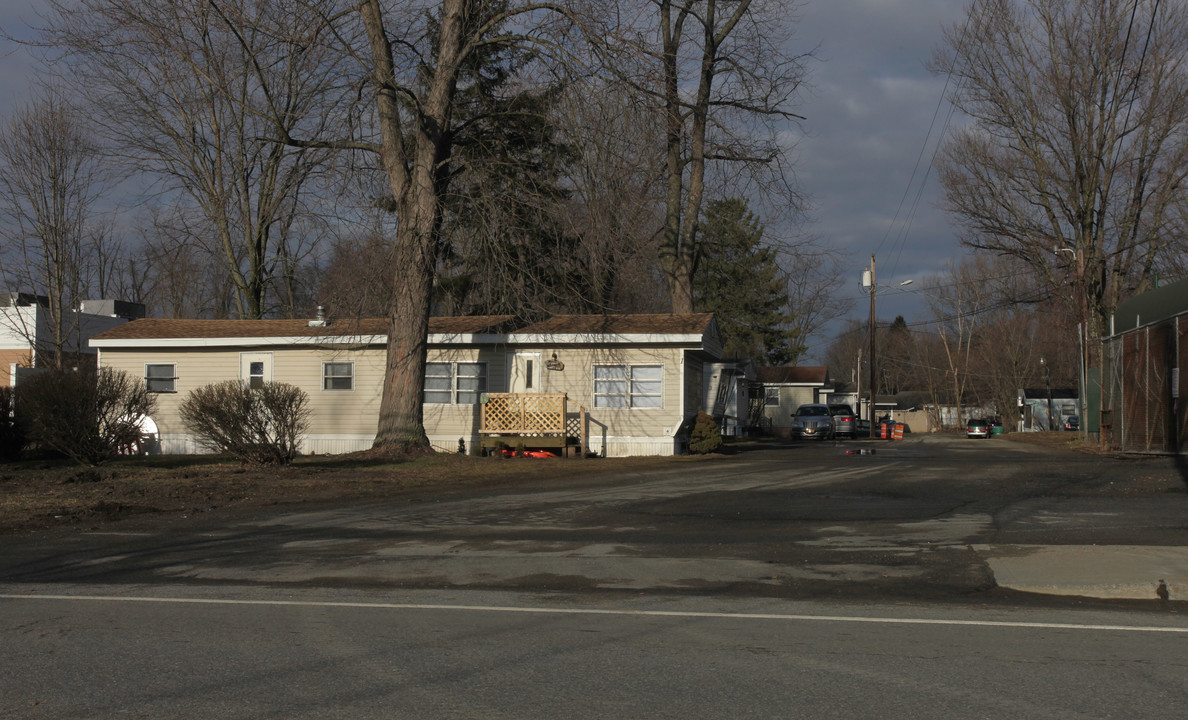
[479,392,587,456]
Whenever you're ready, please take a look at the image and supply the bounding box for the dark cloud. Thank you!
[795,0,971,357]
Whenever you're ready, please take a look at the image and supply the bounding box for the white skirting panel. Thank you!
[157,433,375,456]
[155,433,679,458]
[302,435,374,455]
[598,437,680,457]
[157,434,212,455]
[429,434,680,457]
[427,435,477,455]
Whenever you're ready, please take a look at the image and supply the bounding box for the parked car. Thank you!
[1064,416,1080,431]
[791,403,834,440]
[829,404,857,438]
[966,418,991,439]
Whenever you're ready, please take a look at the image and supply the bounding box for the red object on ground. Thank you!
[500,449,558,458]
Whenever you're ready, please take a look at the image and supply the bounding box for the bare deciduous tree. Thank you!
[933,0,1188,350]
[781,243,852,365]
[601,0,810,312]
[0,86,112,366]
[123,207,243,319]
[553,80,669,313]
[45,0,335,319]
[228,0,589,451]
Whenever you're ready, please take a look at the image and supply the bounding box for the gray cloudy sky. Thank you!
[0,0,972,361]
[796,0,971,360]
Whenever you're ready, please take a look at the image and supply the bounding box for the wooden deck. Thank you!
[479,392,587,457]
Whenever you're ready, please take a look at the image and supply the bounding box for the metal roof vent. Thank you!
[308,305,328,327]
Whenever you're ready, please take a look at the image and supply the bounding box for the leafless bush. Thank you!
[17,367,155,466]
[180,381,310,464]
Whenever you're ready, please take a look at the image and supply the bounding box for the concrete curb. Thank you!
[975,544,1188,600]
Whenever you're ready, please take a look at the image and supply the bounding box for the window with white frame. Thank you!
[424,361,487,404]
[323,362,353,391]
[764,388,780,407]
[247,360,266,389]
[145,363,177,393]
[594,364,663,408]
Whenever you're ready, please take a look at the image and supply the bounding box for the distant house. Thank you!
[828,384,901,423]
[1,294,144,386]
[754,366,832,438]
[1018,388,1078,432]
[90,313,725,457]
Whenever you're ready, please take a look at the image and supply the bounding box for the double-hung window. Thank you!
[424,362,487,404]
[594,364,662,408]
[145,363,177,393]
[764,388,780,407]
[323,362,353,391]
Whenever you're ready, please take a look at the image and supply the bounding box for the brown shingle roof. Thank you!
[91,315,518,341]
[91,313,714,342]
[516,313,715,335]
[755,366,829,384]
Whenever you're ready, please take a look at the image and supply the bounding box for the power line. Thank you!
[876,2,984,281]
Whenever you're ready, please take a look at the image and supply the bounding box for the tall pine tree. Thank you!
[693,198,799,364]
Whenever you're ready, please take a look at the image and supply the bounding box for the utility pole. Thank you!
[856,345,862,429]
[867,254,876,438]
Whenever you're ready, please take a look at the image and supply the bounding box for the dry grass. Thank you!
[1000,429,1119,455]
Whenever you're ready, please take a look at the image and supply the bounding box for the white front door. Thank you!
[508,352,540,394]
[240,353,273,389]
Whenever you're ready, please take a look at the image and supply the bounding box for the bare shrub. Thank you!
[17,367,155,466]
[180,381,310,464]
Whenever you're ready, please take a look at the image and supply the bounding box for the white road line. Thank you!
[2,593,1185,634]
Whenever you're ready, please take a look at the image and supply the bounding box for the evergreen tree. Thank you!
[430,4,586,318]
[688,411,723,454]
[693,198,799,364]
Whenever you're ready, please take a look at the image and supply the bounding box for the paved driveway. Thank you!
[3,435,1184,603]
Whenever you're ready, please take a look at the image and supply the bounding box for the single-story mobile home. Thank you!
[90,313,725,457]
[754,366,833,438]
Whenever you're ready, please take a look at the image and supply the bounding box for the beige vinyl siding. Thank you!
[527,346,685,441]
[101,349,237,437]
[422,347,500,439]
[274,347,385,436]
[425,346,686,456]
[97,336,709,457]
[101,345,387,438]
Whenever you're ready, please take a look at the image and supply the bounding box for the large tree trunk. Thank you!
[659,0,688,313]
[362,0,465,450]
[376,218,435,449]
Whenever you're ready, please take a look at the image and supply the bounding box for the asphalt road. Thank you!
[2,435,1187,718]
